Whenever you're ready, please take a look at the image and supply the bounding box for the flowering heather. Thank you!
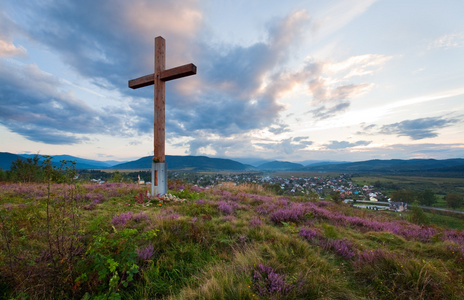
[111,211,133,226]
[316,201,331,207]
[136,245,155,260]
[196,199,207,205]
[82,199,101,210]
[189,185,203,193]
[249,217,263,227]
[217,200,238,215]
[299,228,318,241]
[357,249,390,265]
[269,203,308,224]
[133,212,149,222]
[252,264,292,297]
[220,190,232,198]
[166,213,180,219]
[255,203,278,215]
[323,239,356,259]
[300,202,440,242]
[444,230,464,246]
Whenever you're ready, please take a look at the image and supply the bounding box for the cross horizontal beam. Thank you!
[128,63,197,89]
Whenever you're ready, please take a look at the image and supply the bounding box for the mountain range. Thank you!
[1,152,463,175]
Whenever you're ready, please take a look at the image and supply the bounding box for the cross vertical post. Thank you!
[128,36,197,197]
[154,37,165,163]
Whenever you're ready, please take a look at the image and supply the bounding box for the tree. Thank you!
[330,191,343,204]
[9,155,43,183]
[408,202,429,225]
[0,169,6,181]
[446,193,463,209]
[418,189,437,206]
[109,171,129,183]
[391,189,416,204]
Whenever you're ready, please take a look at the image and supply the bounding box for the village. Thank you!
[168,172,408,212]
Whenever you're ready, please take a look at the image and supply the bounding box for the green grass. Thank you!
[1,181,464,299]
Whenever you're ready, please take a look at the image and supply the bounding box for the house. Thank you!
[389,202,408,212]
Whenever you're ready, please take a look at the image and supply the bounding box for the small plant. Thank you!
[252,264,292,298]
[111,211,133,226]
[136,245,155,261]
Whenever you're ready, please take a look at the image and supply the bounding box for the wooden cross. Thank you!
[128,36,196,196]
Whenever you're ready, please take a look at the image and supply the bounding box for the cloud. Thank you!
[379,117,459,140]
[429,32,464,50]
[0,62,139,144]
[324,140,371,150]
[0,39,27,58]
[255,137,313,156]
[357,117,460,140]
[163,10,312,143]
[0,11,27,58]
[301,54,386,120]
[4,0,203,89]
[0,1,389,158]
[327,54,392,78]
[268,123,290,135]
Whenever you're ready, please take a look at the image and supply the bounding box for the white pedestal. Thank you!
[151,162,167,197]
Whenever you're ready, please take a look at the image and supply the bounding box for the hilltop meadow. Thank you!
[1,179,464,299]
[1,157,464,299]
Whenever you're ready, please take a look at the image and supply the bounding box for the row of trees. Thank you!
[0,155,76,183]
[391,189,463,209]
[0,156,150,184]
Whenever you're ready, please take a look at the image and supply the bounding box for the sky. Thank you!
[0,0,463,163]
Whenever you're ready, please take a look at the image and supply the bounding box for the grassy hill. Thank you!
[302,158,464,175]
[1,181,463,299]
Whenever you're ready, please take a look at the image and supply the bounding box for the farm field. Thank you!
[1,181,464,299]
[352,175,464,194]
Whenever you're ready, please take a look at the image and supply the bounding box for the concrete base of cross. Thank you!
[151,162,167,197]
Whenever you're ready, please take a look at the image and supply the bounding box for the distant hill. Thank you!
[1,152,463,176]
[0,153,125,170]
[301,159,464,175]
[112,155,256,172]
[257,161,304,171]
[19,154,123,169]
[0,152,22,170]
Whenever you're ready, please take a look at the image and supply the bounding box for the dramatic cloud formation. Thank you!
[379,117,459,140]
[358,117,460,140]
[0,62,137,144]
[0,0,463,161]
[0,1,395,153]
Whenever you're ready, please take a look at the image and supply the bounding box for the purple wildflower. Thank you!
[299,228,318,241]
[357,249,389,264]
[189,185,203,193]
[249,217,263,228]
[323,239,356,259]
[111,211,133,226]
[252,264,292,297]
[136,245,155,260]
[217,201,238,215]
[133,212,149,222]
[269,203,308,224]
[196,199,207,205]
